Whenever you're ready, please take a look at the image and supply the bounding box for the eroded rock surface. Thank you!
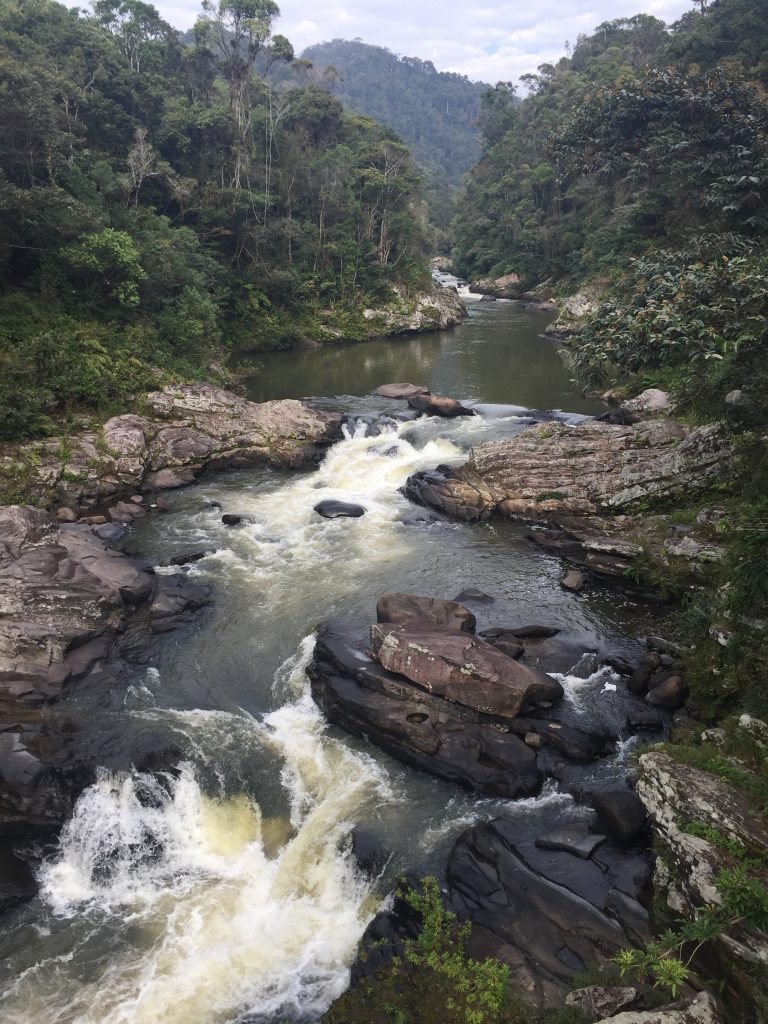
[637,752,768,971]
[0,385,343,509]
[404,420,732,522]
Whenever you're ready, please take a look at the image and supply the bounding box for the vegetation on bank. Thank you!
[0,0,430,440]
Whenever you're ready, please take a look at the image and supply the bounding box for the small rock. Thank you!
[565,985,638,1020]
[646,635,685,658]
[623,388,672,415]
[725,388,745,406]
[55,507,77,523]
[79,515,108,525]
[374,383,430,399]
[507,625,560,639]
[696,506,728,529]
[591,790,648,845]
[130,495,144,504]
[479,294,496,302]
[221,513,253,526]
[205,500,223,510]
[165,550,213,567]
[646,674,687,709]
[454,588,494,604]
[314,500,366,519]
[524,732,543,749]
[92,522,127,544]
[561,569,586,592]
[143,467,197,490]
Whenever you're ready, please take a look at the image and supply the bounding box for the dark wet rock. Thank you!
[529,528,643,581]
[370,444,400,458]
[507,625,560,639]
[447,817,651,996]
[488,638,525,660]
[308,620,542,797]
[350,827,389,876]
[370,623,564,720]
[397,507,443,527]
[348,872,427,986]
[627,710,666,732]
[454,588,494,604]
[149,576,212,633]
[561,569,586,592]
[0,840,39,911]
[314,500,366,519]
[204,499,223,510]
[221,513,254,526]
[374,383,430,399]
[535,822,606,859]
[407,394,475,418]
[479,294,497,301]
[376,593,475,632]
[163,550,213,567]
[592,790,648,846]
[565,986,638,1020]
[646,674,687,709]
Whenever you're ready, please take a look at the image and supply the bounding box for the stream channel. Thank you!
[0,288,663,1024]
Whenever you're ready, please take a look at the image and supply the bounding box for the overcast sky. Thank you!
[64,0,695,83]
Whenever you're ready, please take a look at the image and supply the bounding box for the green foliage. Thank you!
[614,863,768,995]
[568,237,768,400]
[0,0,429,440]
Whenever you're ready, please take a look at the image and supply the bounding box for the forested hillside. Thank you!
[454,0,768,751]
[299,40,489,230]
[0,0,429,439]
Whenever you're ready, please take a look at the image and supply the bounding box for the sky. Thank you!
[63,0,696,84]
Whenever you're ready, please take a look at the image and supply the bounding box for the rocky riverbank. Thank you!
[0,385,345,906]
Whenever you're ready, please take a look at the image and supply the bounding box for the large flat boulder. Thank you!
[370,623,563,718]
[404,420,732,522]
[308,620,543,797]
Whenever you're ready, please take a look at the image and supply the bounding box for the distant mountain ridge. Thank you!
[300,39,490,190]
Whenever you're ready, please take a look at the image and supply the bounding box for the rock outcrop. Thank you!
[0,385,343,510]
[469,273,524,299]
[637,751,768,973]
[309,619,614,798]
[0,505,210,835]
[404,420,732,522]
[447,816,652,1001]
[362,282,466,334]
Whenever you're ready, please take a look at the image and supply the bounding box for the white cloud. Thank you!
[58,0,694,83]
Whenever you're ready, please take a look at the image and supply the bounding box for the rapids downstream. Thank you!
[0,290,662,1024]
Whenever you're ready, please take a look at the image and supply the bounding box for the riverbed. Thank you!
[0,294,660,1024]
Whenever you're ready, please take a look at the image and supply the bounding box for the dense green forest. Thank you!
[0,0,430,438]
[453,0,768,446]
[297,40,489,233]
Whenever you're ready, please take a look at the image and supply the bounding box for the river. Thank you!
[0,290,660,1024]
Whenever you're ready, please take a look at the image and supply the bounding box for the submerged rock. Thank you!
[376,593,476,632]
[407,393,475,418]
